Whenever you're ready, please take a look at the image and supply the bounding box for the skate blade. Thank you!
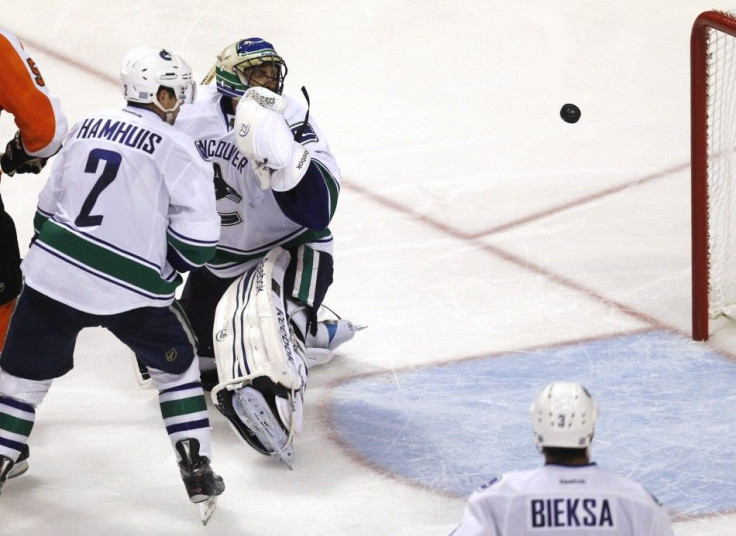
[198,496,217,525]
[233,388,294,468]
[7,460,28,479]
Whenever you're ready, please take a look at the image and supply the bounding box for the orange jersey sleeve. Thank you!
[0,29,67,157]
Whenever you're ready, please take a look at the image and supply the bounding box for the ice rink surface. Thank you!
[2,1,736,534]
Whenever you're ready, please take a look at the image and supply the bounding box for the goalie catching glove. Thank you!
[234,86,311,191]
[0,131,50,176]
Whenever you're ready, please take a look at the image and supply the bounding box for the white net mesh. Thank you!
[706,13,736,319]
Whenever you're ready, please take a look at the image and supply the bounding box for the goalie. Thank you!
[173,38,364,394]
[209,246,310,467]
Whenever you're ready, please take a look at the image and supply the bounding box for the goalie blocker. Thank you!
[210,247,308,468]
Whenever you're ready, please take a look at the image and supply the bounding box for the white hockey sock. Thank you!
[150,360,213,461]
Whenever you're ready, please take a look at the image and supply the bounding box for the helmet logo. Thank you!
[238,123,250,137]
[236,40,256,54]
[159,49,172,61]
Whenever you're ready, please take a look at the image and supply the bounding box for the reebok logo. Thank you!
[239,123,250,137]
[296,150,308,170]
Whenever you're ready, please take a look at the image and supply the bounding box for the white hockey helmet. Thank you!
[120,46,195,116]
[530,382,598,449]
[214,38,287,98]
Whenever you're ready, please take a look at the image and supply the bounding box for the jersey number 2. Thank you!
[75,149,122,227]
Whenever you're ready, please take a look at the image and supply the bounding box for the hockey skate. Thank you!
[7,444,29,479]
[303,317,366,369]
[0,444,29,495]
[175,438,225,525]
[0,455,15,495]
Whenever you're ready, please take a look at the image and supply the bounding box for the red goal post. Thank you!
[691,10,736,340]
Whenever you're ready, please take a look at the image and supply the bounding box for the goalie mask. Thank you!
[120,46,196,120]
[214,38,288,98]
[530,382,598,450]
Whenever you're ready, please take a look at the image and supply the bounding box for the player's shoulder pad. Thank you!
[477,475,502,492]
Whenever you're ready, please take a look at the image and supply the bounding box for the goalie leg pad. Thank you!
[213,373,303,469]
[212,246,305,391]
[211,247,307,461]
[231,383,294,467]
[213,384,272,457]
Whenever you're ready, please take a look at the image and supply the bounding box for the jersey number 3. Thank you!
[75,149,122,227]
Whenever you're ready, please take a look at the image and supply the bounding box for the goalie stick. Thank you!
[201,65,216,86]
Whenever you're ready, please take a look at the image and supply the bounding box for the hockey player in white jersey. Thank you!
[451,382,675,535]
[0,46,224,524]
[172,38,361,466]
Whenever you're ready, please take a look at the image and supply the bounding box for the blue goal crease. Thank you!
[328,330,736,516]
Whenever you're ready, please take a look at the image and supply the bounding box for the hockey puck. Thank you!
[560,103,581,124]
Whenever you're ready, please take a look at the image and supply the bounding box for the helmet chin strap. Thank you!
[153,99,181,125]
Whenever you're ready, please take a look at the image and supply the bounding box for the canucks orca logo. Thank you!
[159,49,172,61]
[214,172,243,204]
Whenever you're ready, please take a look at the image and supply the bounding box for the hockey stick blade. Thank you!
[198,496,218,525]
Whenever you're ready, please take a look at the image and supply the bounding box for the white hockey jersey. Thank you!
[22,106,220,314]
[451,463,675,536]
[175,84,341,278]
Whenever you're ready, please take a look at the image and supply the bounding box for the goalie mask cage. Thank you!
[691,10,736,341]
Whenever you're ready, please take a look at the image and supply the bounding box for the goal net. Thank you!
[691,10,736,340]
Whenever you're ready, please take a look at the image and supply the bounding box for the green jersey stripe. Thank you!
[160,396,208,419]
[38,221,181,296]
[297,246,315,303]
[167,233,217,265]
[209,228,332,267]
[0,413,33,436]
[33,211,50,234]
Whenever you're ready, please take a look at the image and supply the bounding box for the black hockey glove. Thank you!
[0,131,49,176]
